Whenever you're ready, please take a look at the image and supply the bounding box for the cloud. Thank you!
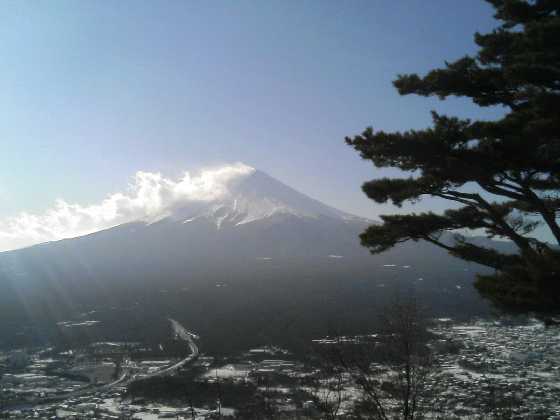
[0,163,255,252]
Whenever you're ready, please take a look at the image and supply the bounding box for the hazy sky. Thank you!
[1,1,511,249]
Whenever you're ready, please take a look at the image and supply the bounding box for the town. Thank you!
[1,316,559,419]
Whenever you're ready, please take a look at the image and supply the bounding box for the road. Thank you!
[15,319,198,407]
[141,318,199,378]
[113,318,199,384]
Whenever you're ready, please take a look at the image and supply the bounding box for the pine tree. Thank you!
[346,0,560,313]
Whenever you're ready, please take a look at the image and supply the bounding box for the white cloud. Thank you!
[0,163,255,252]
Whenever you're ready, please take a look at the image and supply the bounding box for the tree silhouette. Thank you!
[347,0,560,313]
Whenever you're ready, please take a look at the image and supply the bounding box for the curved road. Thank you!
[140,319,199,379]
[110,318,199,385]
[17,319,198,407]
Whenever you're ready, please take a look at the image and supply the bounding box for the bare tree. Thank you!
[215,369,222,419]
[379,296,433,419]
[309,355,347,419]
[319,296,436,420]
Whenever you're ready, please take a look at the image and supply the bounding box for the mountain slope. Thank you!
[0,167,495,352]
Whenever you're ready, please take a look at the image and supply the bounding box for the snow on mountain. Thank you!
[0,165,493,348]
[166,168,366,229]
[0,165,375,270]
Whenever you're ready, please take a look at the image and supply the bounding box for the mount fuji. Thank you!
[0,167,372,263]
[0,166,491,352]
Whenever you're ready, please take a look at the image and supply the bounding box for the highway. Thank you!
[112,318,199,384]
[141,318,199,378]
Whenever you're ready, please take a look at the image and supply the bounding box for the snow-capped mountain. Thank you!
[0,167,374,290]
[0,167,492,351]
[164,168,364,228]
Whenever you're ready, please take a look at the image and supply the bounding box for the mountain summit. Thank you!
[0,163,363,253]
[168,168,361,229]
[0,166,372,280]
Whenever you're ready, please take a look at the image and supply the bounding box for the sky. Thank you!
[0,0,513,251]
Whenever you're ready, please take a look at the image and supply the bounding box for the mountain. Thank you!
[0,169,372,275]
[0,167,495,353]
[171,168,361,226]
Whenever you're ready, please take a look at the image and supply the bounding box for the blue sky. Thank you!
[0,1,506,246]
